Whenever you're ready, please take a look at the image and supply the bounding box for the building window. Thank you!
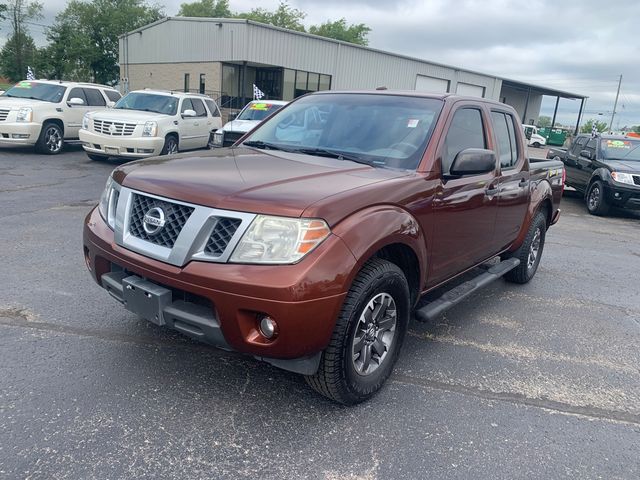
[184,73,190,92]
[199,74,205,94]
[283,69,296,101]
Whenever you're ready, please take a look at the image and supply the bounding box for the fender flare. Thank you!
[509,178,553,252]
[586,168,612,194]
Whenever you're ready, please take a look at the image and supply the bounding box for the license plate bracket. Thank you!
[122,275,172,326]
[105,146,120,155]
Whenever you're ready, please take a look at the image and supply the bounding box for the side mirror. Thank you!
[67,97,84,106]
[579,149,592,160]
[182,109,196,118]
[106,101,115,108]
[449,148,496,176]
[228,111,238,121]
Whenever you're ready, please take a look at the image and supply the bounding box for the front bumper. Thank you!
[0,122,41,146]
[79,129,164,158]
[83,207,355,374]
[604,183,640,209]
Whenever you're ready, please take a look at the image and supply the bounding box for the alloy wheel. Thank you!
[45,127,63,153]
[527,228,541,270]
[588,186,600,210]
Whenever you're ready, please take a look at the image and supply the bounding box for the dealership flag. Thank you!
[591,123,597,137]
[26,66,35,80]
[253,84,265,100]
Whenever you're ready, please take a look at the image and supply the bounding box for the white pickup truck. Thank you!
[212,100,288,147]
[523,124,547,148]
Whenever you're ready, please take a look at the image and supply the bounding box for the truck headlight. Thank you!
[611,172,635,185]
[98,176,119,229]
[230,215,330,264]
[82,113,90,130]
[142,121,157,137]
[16,107,32,122]
[213,131,224,146]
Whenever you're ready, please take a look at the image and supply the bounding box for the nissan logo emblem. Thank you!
[142,207,166,235]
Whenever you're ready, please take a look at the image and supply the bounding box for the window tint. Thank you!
[205,99,220,117]
[67,87,87,105]
[83,88,106,106]
[584,137,597,158]
[505,114,519,167]
[104,90,121,102]
[491,112,512,169]
[191,98,207,117]
[181,98,193,113]
[571,137,588,155]
[442,108,486,174]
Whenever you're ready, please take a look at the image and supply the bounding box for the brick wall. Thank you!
[120,62,222,99]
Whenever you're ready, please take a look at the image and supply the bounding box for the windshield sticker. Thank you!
[16,81,33,88]
[606,140,632,149]
[407,119,419,128]
[250,103,271,111]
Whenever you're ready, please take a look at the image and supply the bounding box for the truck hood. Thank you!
[220,119,259,134]
[114,147,410,220]
[0,97,56,108]
[604,159,640,173]
[90,109,164,123]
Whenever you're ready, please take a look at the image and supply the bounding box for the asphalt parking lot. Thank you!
[1,145,639,479]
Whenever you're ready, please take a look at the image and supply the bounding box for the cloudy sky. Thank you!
[7,0,640,127]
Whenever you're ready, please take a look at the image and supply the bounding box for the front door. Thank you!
[429,105,500,287]
[564,136,588,190]
[179,98,199,150]
[64,87,92,138]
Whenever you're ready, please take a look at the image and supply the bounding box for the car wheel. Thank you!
[36,122,64,155]
[586,180,610,216]
[305,258,410,405]
[533,142,541,148]
[87,153,108,161]
[504,211,547,284]
[161,135,179,155]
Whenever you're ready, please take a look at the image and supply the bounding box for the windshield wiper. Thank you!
[293,147,371,166]
[242,140,292,152]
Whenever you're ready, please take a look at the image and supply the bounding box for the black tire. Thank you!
[35,122,64,155]
[586,180,610,216]
[504,211,547,284]
[305,258,410,405]
[87,153,108,161]
[160,134,179,155]
[533,142,541,148]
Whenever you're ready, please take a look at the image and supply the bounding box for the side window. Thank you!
[442,108,486,174]
[83,88,106,107]
[584,138,597,159]
[104,90,121,102]
[205,99,220,117]
[191,98,207,117]
[505,114,519,167]
[571,137,588,155]
[181,98,194,113]
[491,111,513,169]
[67,87,87,106]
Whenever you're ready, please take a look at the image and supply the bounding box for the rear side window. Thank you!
[191,98,207,117]
[104,90,121,102]
[442,108,486,174]
[491,111,519,169]
[83,88,106,106]
[205,99,220,117]
[67,87,87,105]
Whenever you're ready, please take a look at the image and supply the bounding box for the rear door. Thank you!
[429,104,500,285]
[491,110,530,251]
[189,98,212,148]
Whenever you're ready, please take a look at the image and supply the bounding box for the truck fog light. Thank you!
[259,315,278,339]
[137,148,155,154]
[12,133,30,139]
[614,192,621,198]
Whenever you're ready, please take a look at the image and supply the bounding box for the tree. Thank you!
[0,0,42,81]
[177,0,231,17]
[0,4,7,24]
[537,115,552,128]
[237,1,306,32]
[580,119,608,134]
[632,125,640,134]
[46,0,163,85]
[308,18,370,46]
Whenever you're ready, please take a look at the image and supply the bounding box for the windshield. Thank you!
[601,139,640,162]
[243,93,443,170]
[3,81,66,103]
[114,92,178,115]
[237,102,285,121]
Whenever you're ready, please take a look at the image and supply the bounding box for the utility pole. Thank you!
[609,74,622,133]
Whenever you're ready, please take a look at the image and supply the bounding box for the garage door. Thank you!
[456,82,485,98]
[415,75,450,93]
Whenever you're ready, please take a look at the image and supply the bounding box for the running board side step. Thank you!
[415,258,520,322]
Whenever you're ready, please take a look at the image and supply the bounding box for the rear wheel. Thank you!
[161,135,179,155]
[35,122,64,154]
[504,211,547,284]
[533,141,541,148]
[586,180,610,216]
[305,258,410,405]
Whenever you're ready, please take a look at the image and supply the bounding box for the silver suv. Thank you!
[0,80,121,154]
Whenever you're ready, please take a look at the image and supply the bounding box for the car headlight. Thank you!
[213,131,224,146]
[230,215,331,264]
[16,107,32,122]
[611,172,635,185]
[82,113,90,130]
[142,121,157,137]
[98,176,119,229]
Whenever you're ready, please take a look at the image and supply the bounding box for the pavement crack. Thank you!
[392,374,640,427]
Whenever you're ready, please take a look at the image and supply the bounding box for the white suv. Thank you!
[79,90,222,160]
[0,80,121,154]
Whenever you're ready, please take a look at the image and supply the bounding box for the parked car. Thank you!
[83,91,563,404]
[523,124,547,148]
[547,134,640,215]
[212,100,288,147]
[79,90,222,160]
[0,80,121,154]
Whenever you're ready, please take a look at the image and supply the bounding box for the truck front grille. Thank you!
[224,131,244,145]
[94,119,136,136]
[129,194,194,248]
[633,175,640,186]
[204,218,242,256]
[0,109,9,122]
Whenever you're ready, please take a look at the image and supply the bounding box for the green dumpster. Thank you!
[538,127,567,146]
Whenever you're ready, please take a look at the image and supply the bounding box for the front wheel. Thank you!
[504,211,547,284]
[533,142,541,148]
[586,180,610,216]
[305,258,410,405]
[160,135,179,155]
[36,122,64,155]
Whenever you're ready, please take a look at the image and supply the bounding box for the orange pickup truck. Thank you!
[84,91,564,404]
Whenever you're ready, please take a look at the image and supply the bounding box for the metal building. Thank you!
[119,17,586,127]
